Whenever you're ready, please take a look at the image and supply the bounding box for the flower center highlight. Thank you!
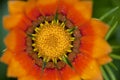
[32,20,74,63]
[26,14,81,69]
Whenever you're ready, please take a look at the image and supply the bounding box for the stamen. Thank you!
[33,48,38,52]
[51,20,56,24]
[35,27,40,32]
[31,34,36,37]
[45,21,49,25]
[70,45,73,47]
[56,20,59,24]
[38,52,41,58]
[40,23,44,27]
[66,27,76,33]
[43,57,48,62]
[52,58,57,64]
[60,22,65,28]
[32,37,36,40]
[70,37,75,41]
[32,43,36,47]
[67,49,72,52]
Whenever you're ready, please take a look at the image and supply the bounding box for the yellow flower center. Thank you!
[32,20,74,63]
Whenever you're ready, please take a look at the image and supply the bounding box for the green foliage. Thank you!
[93,0,120,80]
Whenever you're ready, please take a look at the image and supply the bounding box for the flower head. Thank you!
[1,0,112,80]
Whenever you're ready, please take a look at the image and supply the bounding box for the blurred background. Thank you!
[0,0,120,80]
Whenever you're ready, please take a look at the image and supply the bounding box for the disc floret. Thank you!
[32,20,75,64]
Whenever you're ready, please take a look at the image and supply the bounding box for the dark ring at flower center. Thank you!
[26,14,81,69]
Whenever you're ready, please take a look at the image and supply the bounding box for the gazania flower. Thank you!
[1,0,112,80]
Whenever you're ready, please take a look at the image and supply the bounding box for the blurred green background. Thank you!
[0,0,120,80]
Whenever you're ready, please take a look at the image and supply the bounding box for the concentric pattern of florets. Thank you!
[25,14,81,69]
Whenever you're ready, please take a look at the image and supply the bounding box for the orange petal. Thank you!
[60,65,80,80]
[58,0,78,15]
[42,69,61,80]
[97,55,112,65]
[13,52,41,80]
[67,0,92,26]
[80,36,112,58]
[8,1,26,14]
[73,53,103,80]
[7,58,27,77]
[27,65,41,80]
[18,76,38,80]
[37,0,58,16]
[2,50,41,79]
[28,0,38,1]
[4,29,26,52]
[3,14,31,30]
[0,50,13,64]
[79,18,109,37]
[25,0,41,21]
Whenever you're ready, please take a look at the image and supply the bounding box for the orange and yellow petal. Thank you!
[0,50,37,79]
[7,58,27,77]
[73,53,103,80]
[8,0,26,14]
[41,69,61,80]
[25,0,41,21]
[1,50,40,80]
[81,61,103,80]
[18,76,38,80]
[0,50,13,64]
[58,0,92,26]
[13,52,41,80]
[3,14,31,30]
[37,0,58,16]
[28,65,41,80]
[80,36,112,58]
[79,18,109,38]
[97,55,112,65]
[67,0,92,26]
[58,0,78,15]
[60,65,80,80]
[4,29,26,52]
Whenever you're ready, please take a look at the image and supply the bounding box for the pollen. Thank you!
[32,20,73,62]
